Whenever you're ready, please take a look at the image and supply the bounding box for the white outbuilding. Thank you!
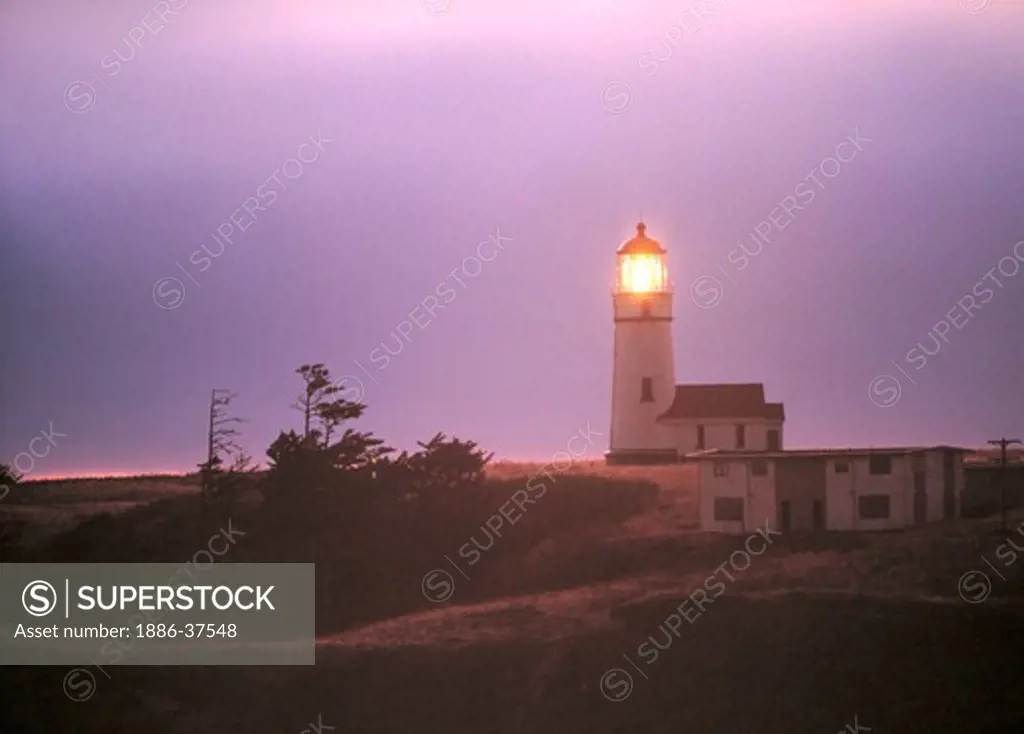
[694,447,967,533]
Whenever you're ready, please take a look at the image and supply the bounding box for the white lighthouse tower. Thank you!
[608,222,679,464]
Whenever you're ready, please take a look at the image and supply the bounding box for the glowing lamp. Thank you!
[616,222,669,294]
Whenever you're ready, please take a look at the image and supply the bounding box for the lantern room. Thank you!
[616,222,670,294]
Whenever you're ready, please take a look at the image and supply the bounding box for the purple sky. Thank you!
[2,0,1023,476]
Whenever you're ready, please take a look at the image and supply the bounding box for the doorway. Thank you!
[774,457,826,530]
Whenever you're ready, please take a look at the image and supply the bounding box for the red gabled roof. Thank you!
[658,383,784,421]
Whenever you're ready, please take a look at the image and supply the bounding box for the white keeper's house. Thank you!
[603,222,969,532]
[693,447,966,532]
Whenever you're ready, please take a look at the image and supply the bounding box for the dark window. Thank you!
[767,429,780,451]
[736,424,746,449]
[714,497,744,522]
[779,501,791,531]
[696,425,705,450]
[834,460,850,474]
[869,455,892,475]
[751,458,768,476]
[858,494,891,519]
[713,461,729,478]
[640,377,654,403]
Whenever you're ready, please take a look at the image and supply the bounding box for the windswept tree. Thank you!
[266,364,391,493]
[294,364,362,446]
[198,390,253,503]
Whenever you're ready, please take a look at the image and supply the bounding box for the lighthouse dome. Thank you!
[617,222,665,255]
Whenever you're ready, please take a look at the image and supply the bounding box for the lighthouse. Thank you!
[608,222,679,464]
[606,222,786,465]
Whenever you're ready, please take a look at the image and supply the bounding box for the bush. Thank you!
[1,462,20,489]
[381,433,493,491]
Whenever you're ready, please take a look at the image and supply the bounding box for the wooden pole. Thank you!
[987,438,1022,533]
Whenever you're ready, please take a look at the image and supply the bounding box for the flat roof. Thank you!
[965,461,1024,469]
[688,446,969,460]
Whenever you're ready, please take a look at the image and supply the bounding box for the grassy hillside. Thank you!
[2,468,1023,733]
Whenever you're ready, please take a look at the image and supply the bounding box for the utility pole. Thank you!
[986,437,1022,533]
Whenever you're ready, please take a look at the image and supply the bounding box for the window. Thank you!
[736,424,746,449]
[714,497,744,522]
[640,377,654,403]
[713,461,730,477]
[751,458,768,476]
[869,455,892,475]
[834,460,850,474]
[767,429,780,451]
[696,425,706,450]
[858,494,891,519]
